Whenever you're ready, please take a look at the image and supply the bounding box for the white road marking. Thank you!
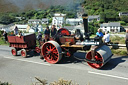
[88,71,128,80]
[4,56,51,66]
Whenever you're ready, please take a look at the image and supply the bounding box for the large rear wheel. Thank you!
[41,41,62,64]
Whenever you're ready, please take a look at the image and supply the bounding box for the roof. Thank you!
[66,18,83,22]
[88,15,100,19]
[42,18,49,21]
[15,25,28,29]
[54,13,66,17]
[28,19,41,22]
[101,22,120,27]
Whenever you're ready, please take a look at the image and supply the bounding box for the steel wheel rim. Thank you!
[86,51,103,69]
[42,42,60,64]
[11,49,16,55]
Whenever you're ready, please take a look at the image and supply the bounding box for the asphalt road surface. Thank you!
[0,45,128,85]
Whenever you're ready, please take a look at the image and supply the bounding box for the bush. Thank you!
[34,77,79,85]
[110,35,125,44]
[111,48,127,55]
[0,81,11,85]
[120,21,126,25]
[0,30,3,37]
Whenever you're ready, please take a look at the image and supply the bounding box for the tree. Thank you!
[120,16,128,23]
[0,14,15,24]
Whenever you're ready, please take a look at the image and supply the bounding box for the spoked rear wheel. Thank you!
[86,51,103,69]
[41,41,62,64]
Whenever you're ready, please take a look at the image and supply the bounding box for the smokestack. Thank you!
[82,13,88,33]
[82,13,89,40]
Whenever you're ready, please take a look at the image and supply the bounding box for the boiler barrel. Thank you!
[86,45,113,69]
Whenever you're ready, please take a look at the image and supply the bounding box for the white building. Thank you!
[15,24,30,32]
[28,25,43,33]
[28,19,41,24]
[119,12,128,17]
[100,22,120,32]
[66,18,83,26]
[52,13,66,28]
[88,15,100,22]
[42,18,49,24]
[0,23,15,32]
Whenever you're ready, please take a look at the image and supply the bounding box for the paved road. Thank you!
[0,45,128,85]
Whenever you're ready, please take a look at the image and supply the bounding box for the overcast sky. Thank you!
[0,0,84,12]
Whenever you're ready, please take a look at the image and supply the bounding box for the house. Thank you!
[66,18,83,26]
[119,12,128,17]
[15,24,30,32]
[100,22,120,32]
[28,19,41,24]
[52,13,66,28]
[42,18,49,24]
[88,15,100,22]
[28,25,43,33]
[0,23,15,32]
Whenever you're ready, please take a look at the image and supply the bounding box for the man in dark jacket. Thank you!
[44,27,50,42]
[51,25,57,37]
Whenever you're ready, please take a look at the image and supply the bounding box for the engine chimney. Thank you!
[82,13,89,40]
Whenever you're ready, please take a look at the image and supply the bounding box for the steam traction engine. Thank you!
[40,14,113,69]
[7,14,113,69]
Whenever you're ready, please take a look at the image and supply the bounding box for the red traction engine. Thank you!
[39,27,113,69]
[39,14,113,69]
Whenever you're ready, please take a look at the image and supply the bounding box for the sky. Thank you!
[0,0,84,12]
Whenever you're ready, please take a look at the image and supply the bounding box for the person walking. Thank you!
[3,31,8,43]
[125,29,128,54]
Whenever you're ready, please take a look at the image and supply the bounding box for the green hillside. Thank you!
[82,0,128,22]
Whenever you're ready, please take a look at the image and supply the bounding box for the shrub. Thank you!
[111,48,127,55]
[0,81,11,85]
[110,35,125,44]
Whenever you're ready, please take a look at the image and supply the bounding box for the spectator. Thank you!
[14,26,18,35]
[125,29,128,54]
[44,27,50,42]
[103,31,110,45]
[10,31,15,36]
[51,25,57,37]
[37,32,42,46]
[16,31,23,37]
[96,29,103,37]
[94,29,103,44]
[3,31,8,43]
[37,32,42,41]
[74,29,83,41]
